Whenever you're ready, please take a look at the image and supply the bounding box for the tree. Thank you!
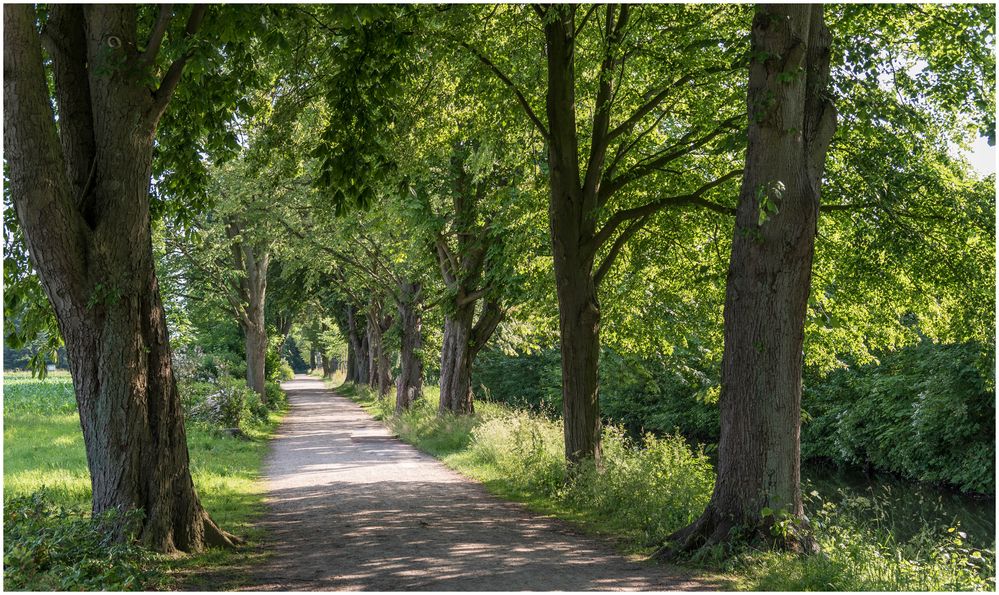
[662,4,836,554]
[431,152,507,414]
[2,5,242,551]
[461,4,746,464]
[162,154,287,400]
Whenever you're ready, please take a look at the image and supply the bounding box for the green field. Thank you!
[3,371,284,589]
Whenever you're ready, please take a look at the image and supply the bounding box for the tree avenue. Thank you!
[3,1,993,568]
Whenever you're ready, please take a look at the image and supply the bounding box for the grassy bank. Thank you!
[3,371,286,590]
[336,381,995,591]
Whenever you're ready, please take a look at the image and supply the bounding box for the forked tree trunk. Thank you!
[395,282,423,412]
[661,4,836,556]
[438,298,504,415]
[433,147,505,416]
[3,4,235,552]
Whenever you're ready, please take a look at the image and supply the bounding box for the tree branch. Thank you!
[149,5,207,122]
[457,287,488,307]
[820,201,878,212]
[583,4,629,208]
[470,298,505,357]
[573,4,599,38]
[607,65,733,142]
[601,115,741,199]
[591,169,741,252]
[594,215,648,287]
[139,4,174,68]
[460,41,550,140]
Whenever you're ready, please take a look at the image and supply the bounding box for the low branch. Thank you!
[457,287,488,307]
[470,298,505,357]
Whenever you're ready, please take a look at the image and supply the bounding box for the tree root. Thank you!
[655,506,818,561]
[203,514,244,549]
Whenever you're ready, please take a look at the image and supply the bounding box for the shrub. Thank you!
[3,492,161,591]
[802,340,995,493]
[265,343,294,382]
[476,340,995,494]
[264,381,288,410]
[179,376,266,430]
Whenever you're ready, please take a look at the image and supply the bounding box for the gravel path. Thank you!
[246,375,719,591]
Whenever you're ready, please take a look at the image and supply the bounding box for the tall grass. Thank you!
[730,491,996,591]
[339,381,996,591]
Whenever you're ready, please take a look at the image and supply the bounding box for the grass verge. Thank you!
[3,371,286,590]
[334,381,995,592]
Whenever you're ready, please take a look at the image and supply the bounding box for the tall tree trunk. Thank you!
[225,220,269,400]
[438,298,504,415]
[346,336,357,381]
[3,4,234,552]
[244,320,267,400]
[365,301,392,397]
[438,304,476,414]
[395,282,423,412]
[346,303,368,383]
[661,4,836,555]
[543,6,603,466]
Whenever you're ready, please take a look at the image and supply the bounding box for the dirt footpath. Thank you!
[246,375,720,591]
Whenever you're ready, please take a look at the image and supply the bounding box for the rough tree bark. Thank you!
[438,298,504,414]
[434,150,505,415]
[3,4,236,552]
[395,281,424,413]
[660,4,836,555]
[543,6,604,465]
[320,353,331,379]
[224,219,270,401]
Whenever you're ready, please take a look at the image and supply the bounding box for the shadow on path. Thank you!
[240,375,719,591]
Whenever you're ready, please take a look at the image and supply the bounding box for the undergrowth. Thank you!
[338,381,996,592]
[3,371,288,590]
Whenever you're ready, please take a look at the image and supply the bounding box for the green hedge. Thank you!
[473,340,995,494]
[801,341,994,494]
